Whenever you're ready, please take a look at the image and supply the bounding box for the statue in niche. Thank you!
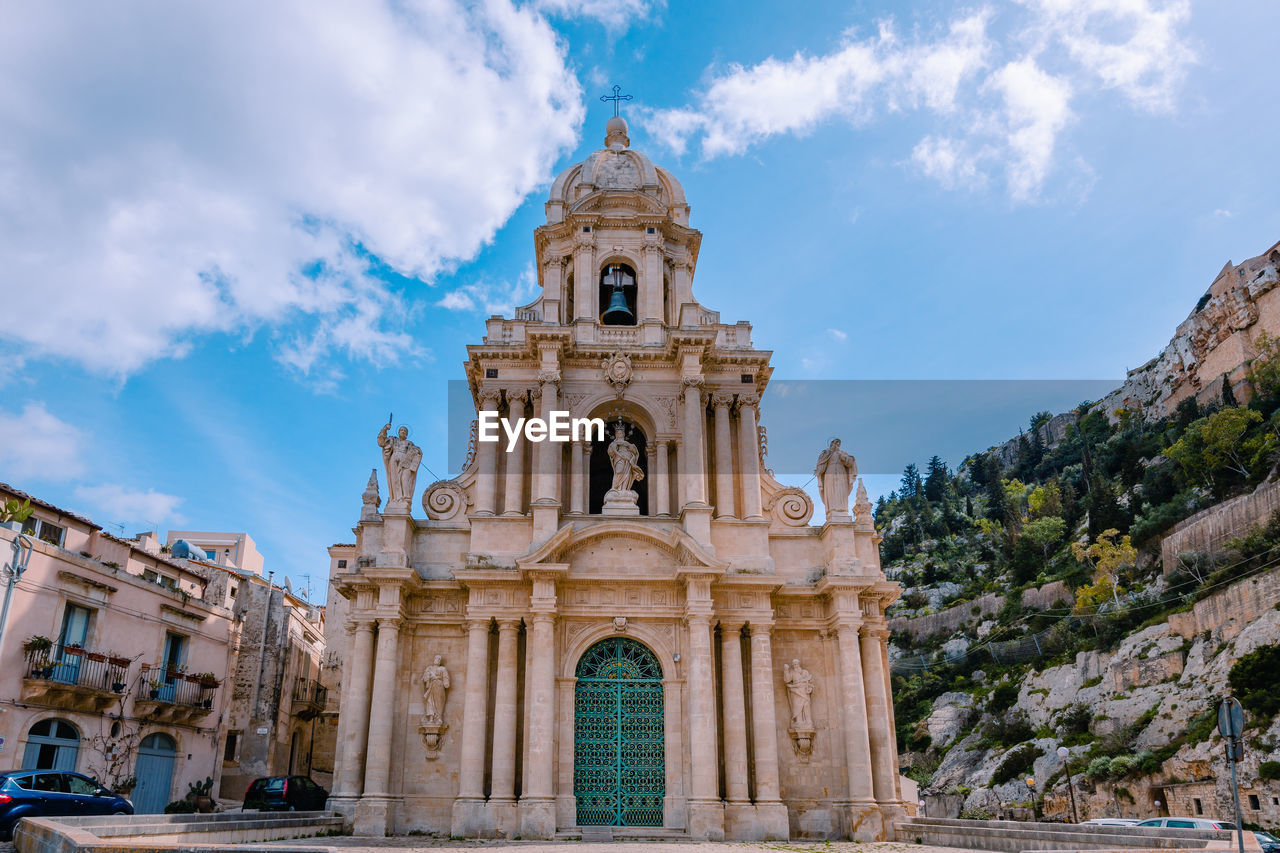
[606,424,644,493]
[421,655,450,725]
[814,438,857,518]
[378,422,422,510]
[783,659,814,728]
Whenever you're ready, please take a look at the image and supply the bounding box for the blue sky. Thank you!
[1,0,1278,594]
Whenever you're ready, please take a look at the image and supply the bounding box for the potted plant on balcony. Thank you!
[195,671,220,688]
[86,650,107,663]
[107,652,130,668]
[165,662,184,679]
[148,678,162,699]
[183,671,202,684]
[185,776,215,813]
[23,635,52,655]
[63,642,85,657]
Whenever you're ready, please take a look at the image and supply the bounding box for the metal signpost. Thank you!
[1058,745,1080,823]
[1219,696,1246,853]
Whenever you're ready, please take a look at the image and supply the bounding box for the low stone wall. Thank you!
[896,816,1261,853]
[892,582,1075,644]
[1161,480,1280,574]
[13,811,342,853]
[1169,564,1280,641]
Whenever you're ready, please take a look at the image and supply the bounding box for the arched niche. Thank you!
[583,399,657,515]
[598,262,637,326]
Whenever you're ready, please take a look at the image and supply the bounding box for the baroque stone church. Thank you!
[327,114,904,841]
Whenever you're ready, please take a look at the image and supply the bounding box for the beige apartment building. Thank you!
[0,483,238,814]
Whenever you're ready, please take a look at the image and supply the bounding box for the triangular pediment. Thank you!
[517,521,726,574]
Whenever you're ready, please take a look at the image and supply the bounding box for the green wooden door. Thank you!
[574,637,664,826]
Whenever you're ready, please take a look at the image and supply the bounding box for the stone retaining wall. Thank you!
[896,816,1261,853]
[1161,480,1280,574]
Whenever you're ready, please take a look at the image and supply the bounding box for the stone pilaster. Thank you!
[569,440,585,514]
[656,440,671,516]
[680,374,712,544]
[747,622,789,840]
[720,622,751,835]
[331,619,375,814]
[489,619,521,835]
[860,623,899,807]
[353,617,402,836]
[532,366,561,538]
[520,569,560,839]
[474,389,502,515]
[711,392,736,519]
[835,620,881,840]
[735,394,763,520]
[502,390,527,515]
[684,574,723,840]
[452,618,491,836]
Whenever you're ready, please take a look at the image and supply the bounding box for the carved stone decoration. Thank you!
[422,479,472,520]
[462,419,478,470]
[419,654,451,758]
[783,658,816,759]
[378,423,423,513]
[361,468,381,521]
[603,423,643,516]
[814,438,857,520]
[613,616,627,632]
[600,351,634,397]
[765,487,814,527]
[655,396,678,429]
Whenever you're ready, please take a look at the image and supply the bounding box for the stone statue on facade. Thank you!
[783,658,816,758]
[814,438,857,520]
[602,424,644,516]
[378,423,422,512]
[422,655,450,725]
[418,654,450,757]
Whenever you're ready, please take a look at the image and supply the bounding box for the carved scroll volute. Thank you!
[422,480,472,520]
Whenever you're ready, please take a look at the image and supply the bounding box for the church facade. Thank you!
[327,115,904,841]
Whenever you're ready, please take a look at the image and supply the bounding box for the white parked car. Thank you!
[1081,818,1141,826]
[1136,818,1233,830]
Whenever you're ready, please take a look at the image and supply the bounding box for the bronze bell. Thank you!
[602,284,634,324]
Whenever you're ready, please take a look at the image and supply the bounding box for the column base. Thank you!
[724,801,788,840]
[326,794,358,823]
[680,503,713,546]
[687,798,725,841]
[353,795,399,837]
[531,501,560,541]
[518,797,557,839]
[846,800,885,841]
[488,798,520,838]
[451,797,488,838]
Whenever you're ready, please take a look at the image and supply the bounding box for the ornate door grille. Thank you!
[574,637,664,826]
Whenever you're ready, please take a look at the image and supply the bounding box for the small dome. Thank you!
[605,115,630,151]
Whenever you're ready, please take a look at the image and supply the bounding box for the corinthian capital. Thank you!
[735,392,760,410]
[711,391,735,409]
[682,375,704,389]
[477,388,502,409]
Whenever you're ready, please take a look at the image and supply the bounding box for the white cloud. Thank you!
[0,403,86,483]
[647,0,1194,200]
[531,0,659,31]
[1213,208,1234,219]
[826,328,848,341]
[73,485,185,526]
[0,1,584,379]
[438,265,540,318]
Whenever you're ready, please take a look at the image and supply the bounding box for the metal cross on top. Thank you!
[600,85,633,116]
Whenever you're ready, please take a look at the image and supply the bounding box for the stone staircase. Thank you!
[896,816,1261,853]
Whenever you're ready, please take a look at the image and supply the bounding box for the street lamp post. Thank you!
[1058,746,1079,823]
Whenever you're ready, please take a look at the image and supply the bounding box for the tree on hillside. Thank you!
[900,463,922,500]
[1228,644,1280,717]
[1023,516,1067,571]
[1164,406,1271,491]
[924,455,949,502]
[1222,373,1238,408]
[1028,481,1062,519]
[1247,331,1280,409]
[1072,528,1136,612]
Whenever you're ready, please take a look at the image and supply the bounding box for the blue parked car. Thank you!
[0,770,133,840]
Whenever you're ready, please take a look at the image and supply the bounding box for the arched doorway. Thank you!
[23,718,79,770]
[574,637,663,826]
[133,733,177,814]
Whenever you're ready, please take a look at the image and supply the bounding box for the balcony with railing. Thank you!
[134,663,220,723]
[291,678,327,720]
[21,646,132,712]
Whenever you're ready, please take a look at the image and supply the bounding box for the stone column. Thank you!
[686,611,723,839]
[490,620,522,805]
[456,620,491,800]
[353,617,401,836]
[475,390,502,515]
[747,623,789,839]
[334,619,375,801]
[656,440,671,516]
[719,623,750,806]
[681,377,707,507]
[641,238,664,322]
[735,394,763,520]
[573,236,596,322]
[569,439,585,514]
[711,392,736,518]
[521,608,557,838]
[533,373,561,503]
[835,621,879,839]
[646,444,657,515]
[860,625,897,805]
[503,390,527,515]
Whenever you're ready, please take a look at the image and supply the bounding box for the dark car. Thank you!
[1255,831,1280,853]
[242,775,328,811]
[0,770,133,840]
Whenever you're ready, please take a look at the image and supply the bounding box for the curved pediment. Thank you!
[517,521,727,574]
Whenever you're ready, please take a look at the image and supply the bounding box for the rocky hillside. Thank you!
[882,283,1280,827]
